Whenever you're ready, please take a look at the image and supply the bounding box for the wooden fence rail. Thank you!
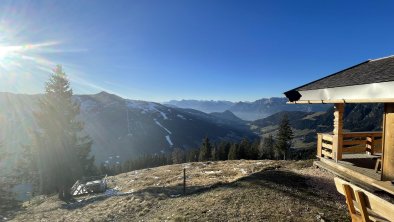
[317,131,382,159]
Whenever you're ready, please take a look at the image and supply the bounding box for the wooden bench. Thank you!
[334,177,394,222]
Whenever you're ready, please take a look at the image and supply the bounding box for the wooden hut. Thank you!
[284,56,394,195]
[284,56,394,220]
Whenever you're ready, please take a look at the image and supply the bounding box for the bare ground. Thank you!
[10,160,350,222]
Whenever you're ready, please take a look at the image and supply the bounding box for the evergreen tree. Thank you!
[211,145,219,161]
[228,143,239,160]
[259,135,275,159]
[186,149,199,162]
[238,138,250,159]
[172,147,185,164]
[248,139,260,160]
[218,141,231,160]
[198,137,212,161]
[33,65,95,200]
[274,114,293,160]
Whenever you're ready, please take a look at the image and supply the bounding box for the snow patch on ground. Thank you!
[239,169,248,174]
[165,135,173,146]
[154,119,172,134]
[204,170,222,174]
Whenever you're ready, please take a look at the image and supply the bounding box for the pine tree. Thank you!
[198,137,212,161]
[259,135,275,159]
[218,141,231,160]
[248,139,260,160]
[211,145,219,161]
[238,138,250,159]
[33,65,95,200]
[274,114,293,160]
[228,143,239,160]
[172,147,185,164]
[186,149,199,162]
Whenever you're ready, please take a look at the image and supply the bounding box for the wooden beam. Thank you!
[287,99,394,104]
[382,103,394,181]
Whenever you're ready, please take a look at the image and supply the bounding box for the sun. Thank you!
[0,45,11,60]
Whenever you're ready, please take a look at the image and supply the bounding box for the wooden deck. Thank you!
[315,156,394,196]
[339,153,381,180]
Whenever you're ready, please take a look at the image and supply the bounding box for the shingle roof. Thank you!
[293,55,394,91]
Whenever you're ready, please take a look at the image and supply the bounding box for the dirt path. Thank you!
[10,160,349,222]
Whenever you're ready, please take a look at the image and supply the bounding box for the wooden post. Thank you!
[332,103,344,161]
[382,103,394,181]
[183,168,186,195]
[366,136,374,155]
[317,133,322,158]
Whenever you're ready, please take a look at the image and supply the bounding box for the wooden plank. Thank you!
[322,134,333,141]
[343,146,366,154]
[342,184,357,215]
[382,103,394,181]
[322,150,332,158]
[334,177,394,221]
[354,191,370,222]
[343,132,382,136]
[343,140,365,146]
[322,143,333,150]
[373,140,382,153]
[343,133,382,139]
[320,158,393,195]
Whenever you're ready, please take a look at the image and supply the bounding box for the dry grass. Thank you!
[10,160,349,222]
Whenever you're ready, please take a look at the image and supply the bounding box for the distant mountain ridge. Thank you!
[165,100,234,113]
[166,97,330,120]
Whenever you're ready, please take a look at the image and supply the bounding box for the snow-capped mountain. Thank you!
[0,92,256,166]
[166,97,330,120]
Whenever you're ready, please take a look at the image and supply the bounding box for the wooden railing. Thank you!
[317,131,382,159]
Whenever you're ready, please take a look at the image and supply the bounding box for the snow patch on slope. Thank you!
[176,114,186,120]
[165,135,173,146]
[153,119,172,134]
[127,100,168,120]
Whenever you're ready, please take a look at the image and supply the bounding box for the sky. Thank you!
[1,0,394,102]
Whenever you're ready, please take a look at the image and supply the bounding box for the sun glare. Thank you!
[0,42,59,71]
[0,45,11,60]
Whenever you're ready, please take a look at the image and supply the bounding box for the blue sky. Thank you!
[1,0,394,102]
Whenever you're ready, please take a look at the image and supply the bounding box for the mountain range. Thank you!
[165,98,330,120]
[251,103,383,149]
[0,91,383,169]
[0,92,256,166]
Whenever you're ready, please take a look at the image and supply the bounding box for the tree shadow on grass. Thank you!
[63,167,343,216]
